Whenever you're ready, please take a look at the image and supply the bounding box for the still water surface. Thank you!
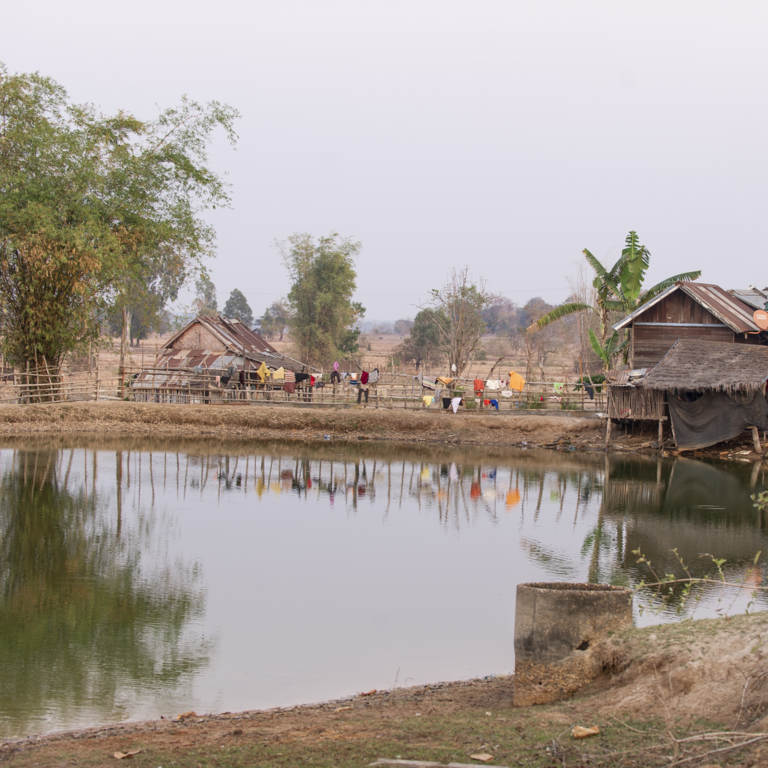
[1,437,766,738]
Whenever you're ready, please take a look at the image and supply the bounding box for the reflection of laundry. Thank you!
[420,467,431,481]
[508,372,525,392]
[506,489,521,509]
[470,481,481,499]
[483,489,495,501]
[422,395,434,407]
[451,397,462,413]
[449,463,459,482]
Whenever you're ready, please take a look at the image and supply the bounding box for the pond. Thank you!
[1,437,766,738]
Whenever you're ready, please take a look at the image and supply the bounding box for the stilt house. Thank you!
[606,282,768,450]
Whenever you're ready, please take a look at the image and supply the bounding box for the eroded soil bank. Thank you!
[2,613,767,767]
[0,401,762,459]
[0,401,632,452]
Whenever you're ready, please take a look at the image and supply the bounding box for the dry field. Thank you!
[92,329,581,384]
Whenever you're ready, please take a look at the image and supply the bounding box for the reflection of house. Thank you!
[132,315,309,403]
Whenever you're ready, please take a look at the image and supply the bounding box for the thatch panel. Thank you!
[642,340,768,393]
[608,386,665,420]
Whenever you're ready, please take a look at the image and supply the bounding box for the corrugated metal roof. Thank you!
[613,282,759,334]
[605,368,647,386]
[729,287,768,311]
[680,283,758,333]
[611,284,678,331]
[164,315,279,356]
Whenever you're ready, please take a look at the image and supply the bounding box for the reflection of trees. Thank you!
[0,449,210,735]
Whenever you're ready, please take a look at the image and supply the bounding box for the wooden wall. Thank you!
[630,291,736,368]
[639,291,722,324]
[632,324,733,368]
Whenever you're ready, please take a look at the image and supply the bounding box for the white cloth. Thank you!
[486,379,501,390]
[501,390,513,398]
[451,397,462,414]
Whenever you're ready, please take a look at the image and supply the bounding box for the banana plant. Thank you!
[588,329,626,370]
[531,231,701,364]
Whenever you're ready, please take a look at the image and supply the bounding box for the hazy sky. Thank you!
[2,2,765,321]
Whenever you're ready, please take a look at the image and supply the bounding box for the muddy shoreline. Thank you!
[0,401,761,461]
[2,613,768,767]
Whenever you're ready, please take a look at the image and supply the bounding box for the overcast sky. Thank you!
[2,1,765,322]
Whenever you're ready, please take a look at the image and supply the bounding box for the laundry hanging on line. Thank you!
[508,372,525,392]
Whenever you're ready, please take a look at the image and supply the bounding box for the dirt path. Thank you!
[2,613,767,767]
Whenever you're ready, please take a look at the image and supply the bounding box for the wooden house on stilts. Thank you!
[606,282,768,450]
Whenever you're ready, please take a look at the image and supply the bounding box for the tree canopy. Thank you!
[277,232,364,366]
[0,63,238,379]
[222,288,253,326]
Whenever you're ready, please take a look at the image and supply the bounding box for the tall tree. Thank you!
[222,288,253,325]
[259,300,292,340]
[277,232,364,366]
[192,274,218,317]
[394,309,447,369]
[420,268,495,376]
[0,63,238,393]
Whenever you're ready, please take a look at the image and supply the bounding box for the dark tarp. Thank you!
[667,391,768,450]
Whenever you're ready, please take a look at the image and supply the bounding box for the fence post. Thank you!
[94,357,100,402]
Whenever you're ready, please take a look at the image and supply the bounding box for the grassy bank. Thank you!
[2,613,768,767]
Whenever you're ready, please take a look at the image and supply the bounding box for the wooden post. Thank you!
[94,356,100,402]
[658,418,663,446]
[751,426,762,454]
[605,417,612,447]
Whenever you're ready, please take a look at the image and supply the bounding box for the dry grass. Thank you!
[0,401,603,448]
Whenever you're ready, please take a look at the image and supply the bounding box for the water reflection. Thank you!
[0,447,211,737]
[0,436,766,738]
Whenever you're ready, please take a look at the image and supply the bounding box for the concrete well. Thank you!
[513,582,633,706]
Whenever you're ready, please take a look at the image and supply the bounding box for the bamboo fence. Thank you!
[0,364,608,412]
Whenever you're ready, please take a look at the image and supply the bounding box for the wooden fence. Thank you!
[0,365,608,412]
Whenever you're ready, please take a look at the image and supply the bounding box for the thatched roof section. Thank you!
[642,339,768,392]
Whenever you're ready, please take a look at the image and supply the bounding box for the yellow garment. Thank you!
[508,372,525,392]
[256,361,270,382]
[436,376,454,386]
[422,395,434,407]
[505,489,522,509]
[272,366,285,380]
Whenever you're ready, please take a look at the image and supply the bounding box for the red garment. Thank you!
[484,399,490,406]
[474,378,484,394]
[283,382,296,394]
[361,371,369,384]
[470,482,481,499]
[310,376,315,386]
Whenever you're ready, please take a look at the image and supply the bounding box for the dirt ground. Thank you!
[2,612,768,767]
[0,401,763,463]
[0,401,604,449]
